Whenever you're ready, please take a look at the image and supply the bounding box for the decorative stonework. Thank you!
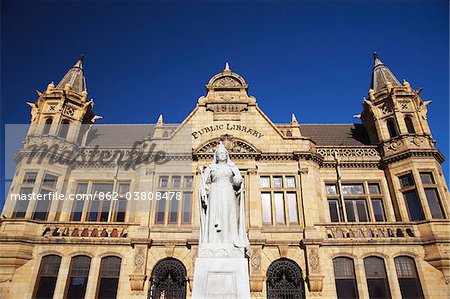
[381,102,392,114]
[129,245,147,292]
[250,248,262,272]
[42,224,128,239]
[308,248,320,271]
[198,246,244,258]
[306,246,323,293]
[64,106,75,117]
[195,135,258,155]
[323,223,416,240]
[213,76,242,88]
[316,147,380,158]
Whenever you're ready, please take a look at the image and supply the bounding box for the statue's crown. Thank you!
[216,141,227,152]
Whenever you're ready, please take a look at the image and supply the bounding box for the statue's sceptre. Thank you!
[198,166,208,244]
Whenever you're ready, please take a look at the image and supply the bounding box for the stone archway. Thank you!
[266,258,305,299]
[148,258,187,299]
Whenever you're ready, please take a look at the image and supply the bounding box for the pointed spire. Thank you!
[56,54,87,93]
[370,52,400,91]
[74,54,84,69]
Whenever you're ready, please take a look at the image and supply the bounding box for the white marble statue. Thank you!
[198,142,249,251]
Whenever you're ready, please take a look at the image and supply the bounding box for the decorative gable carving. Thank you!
[194,135,258,157]
[213,76,242,88]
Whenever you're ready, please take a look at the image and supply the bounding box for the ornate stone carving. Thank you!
[316,147,380,158]
[324,223,416,239]
[381,102,392,114]
[196,135,258,154]
[308,248,320,271]
[64,106,75,116]
[412,137,424,147]
[42,224,128,239]
[213,76,242,88]
[250,248,261,272]
[134,254,144,267]
[388,141,399,151]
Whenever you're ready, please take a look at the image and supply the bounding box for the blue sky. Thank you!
[1,0,449,204]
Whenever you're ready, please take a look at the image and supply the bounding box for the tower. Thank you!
[361,52,435,150]
[26,55,99,144]
[361,52,450,282]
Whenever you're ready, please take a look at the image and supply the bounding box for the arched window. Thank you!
[33,255,61,299]
[149,258,186,299]
[404,117,415,134]
[364,257,391,299]
[386,119,398,138]
[266,258,305,299]
[58,119,71,139]
[43,118,53,135]
[394,256,424,299]
[333,257,358,299]
[97,256,122,299]
[65,255,91,299]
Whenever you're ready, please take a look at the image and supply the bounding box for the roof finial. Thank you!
[291,113,298,125]
[373,52,379,60]
[157,114,164,126]
[74,53,84,69]
[224,62,230,72]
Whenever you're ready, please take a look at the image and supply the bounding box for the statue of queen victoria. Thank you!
[198,142,250,251]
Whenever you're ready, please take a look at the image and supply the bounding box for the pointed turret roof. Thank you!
[370,52,400,91]
[56,54,87,93]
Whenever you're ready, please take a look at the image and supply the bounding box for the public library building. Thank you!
[0,54,449,298]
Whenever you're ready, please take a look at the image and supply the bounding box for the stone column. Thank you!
[53,255,71,298]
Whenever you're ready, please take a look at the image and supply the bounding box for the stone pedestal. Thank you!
[192,244,250,299]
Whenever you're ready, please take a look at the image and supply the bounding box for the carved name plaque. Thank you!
[192,123,264,139]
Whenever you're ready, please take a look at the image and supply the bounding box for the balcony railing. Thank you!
[317,222,418,240]
[42,222,129,238]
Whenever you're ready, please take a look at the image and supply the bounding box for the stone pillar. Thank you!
[386,257,403,298]
[305,245,324,294]
[249,246,264,293]
[53,255,71,298]
[85,256,100,298]
[129,244,148,294]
